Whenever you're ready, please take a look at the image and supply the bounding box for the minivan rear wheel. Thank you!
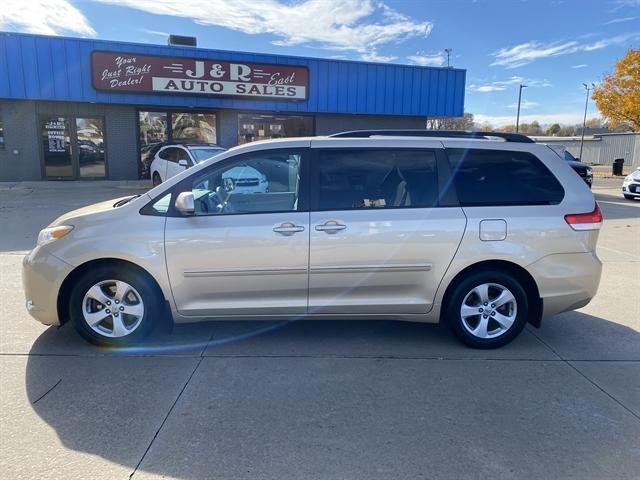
[446,271,528,349]
[69,265,160,346]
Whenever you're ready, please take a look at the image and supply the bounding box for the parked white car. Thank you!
[622,166,640,200]
[150,144,225,186]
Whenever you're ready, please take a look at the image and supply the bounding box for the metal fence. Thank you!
[532,133,640,168]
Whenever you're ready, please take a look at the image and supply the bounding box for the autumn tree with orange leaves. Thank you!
[593,48,640,132]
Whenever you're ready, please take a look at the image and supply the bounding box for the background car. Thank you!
[622,166,640,200]
[150,143,225,186]
[546,144,593,188]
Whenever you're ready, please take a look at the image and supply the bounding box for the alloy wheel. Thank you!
[460,283,517,339]
[82,279,145,338]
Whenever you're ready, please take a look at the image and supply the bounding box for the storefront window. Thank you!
[76,118,106,178]
[172,113,216,144]
[42,117,72,178]
[238,114,313,144]
[138,111,217,179]
[139,111,168,179]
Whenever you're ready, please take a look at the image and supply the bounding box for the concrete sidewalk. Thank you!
[1,179,638,479]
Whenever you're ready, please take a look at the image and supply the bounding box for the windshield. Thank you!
[564,150,579,162]
[191,148,224,162]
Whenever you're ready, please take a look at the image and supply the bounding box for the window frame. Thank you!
[143,147,311,217]
[444,147,565,207]
[308,147,452,212]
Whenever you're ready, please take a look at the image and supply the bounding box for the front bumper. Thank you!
[22,247,74,326]
[622,183,640,196]
[526,251,602,319]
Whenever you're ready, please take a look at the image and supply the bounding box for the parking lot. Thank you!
[1,178,638,479]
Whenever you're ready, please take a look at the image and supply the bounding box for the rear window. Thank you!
[447,149,564,206]
[315,149,438,210]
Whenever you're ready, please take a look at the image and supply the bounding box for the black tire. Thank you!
[69,265,162,346]
[445,270,529,349]
[152,172,162,187]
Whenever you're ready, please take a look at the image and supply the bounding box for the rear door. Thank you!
[308,142,467,314]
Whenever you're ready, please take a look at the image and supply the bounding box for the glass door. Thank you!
[42,117,72,178]
[76,118,106,178]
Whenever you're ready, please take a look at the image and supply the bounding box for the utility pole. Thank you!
[444,48,452,68]
[516,84,527,133]
[579,83,595,161]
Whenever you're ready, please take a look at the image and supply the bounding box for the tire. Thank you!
[446,270,529,349]
[69,265,162,346]
[152,172,162,187]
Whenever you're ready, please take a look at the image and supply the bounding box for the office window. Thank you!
[238,114,313,144]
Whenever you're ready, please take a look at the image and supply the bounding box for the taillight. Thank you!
[565,203,603,231]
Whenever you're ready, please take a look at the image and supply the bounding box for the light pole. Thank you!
[516,84,528,133]
[444,48,452,68]
[579,83,595,161]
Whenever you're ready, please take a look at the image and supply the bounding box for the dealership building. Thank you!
[0,32,466,181]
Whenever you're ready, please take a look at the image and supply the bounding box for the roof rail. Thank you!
[328,129,535,143]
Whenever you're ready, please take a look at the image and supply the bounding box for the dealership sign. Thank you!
[91,51,309,100]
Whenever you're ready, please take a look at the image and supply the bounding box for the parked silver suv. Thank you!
[23,131,602,348]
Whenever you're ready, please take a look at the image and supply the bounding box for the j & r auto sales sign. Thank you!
[91,51,309,100]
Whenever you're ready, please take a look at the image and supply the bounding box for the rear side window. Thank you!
[315,149,438,210]
[447,149,564,206]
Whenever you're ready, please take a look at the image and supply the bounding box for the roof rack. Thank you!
[328,129,535,143]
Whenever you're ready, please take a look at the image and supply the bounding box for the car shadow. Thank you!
[23,312,640,479]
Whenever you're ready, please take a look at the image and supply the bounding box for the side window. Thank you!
[315,149,438,211]
[159,147,173,161]
[189,150,302,216]
[175,148,190,162]
[447,149,564,206]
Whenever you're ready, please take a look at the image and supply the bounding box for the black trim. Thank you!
[330,130,535,143]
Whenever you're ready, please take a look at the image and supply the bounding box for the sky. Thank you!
[1,0,639,127]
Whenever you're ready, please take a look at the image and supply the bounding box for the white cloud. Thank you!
[491,33,640,68]
[468,76,551,93]
[571,64,588,68]
[0,0,95,37]
[604,16,639,24]
[506,100,539,109]
[97,0,432,62]
[138,28,170,37]
[407,52,445,66]
[474,112,599,128]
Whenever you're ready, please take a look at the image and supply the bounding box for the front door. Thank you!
[42,116,106,179]
[164,147,309,316]
[308,147,466,314]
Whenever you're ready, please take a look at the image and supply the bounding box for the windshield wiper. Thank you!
[113,195,140,207]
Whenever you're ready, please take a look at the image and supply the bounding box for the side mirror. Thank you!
[175,191,195,215]
[178,159,189,168]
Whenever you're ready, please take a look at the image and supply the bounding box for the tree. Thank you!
[592,48,640,131]
[546,123,561,136]
[426,112,475,130]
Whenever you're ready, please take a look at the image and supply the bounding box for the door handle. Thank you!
[315,220,347,233]
[273,222,305,235]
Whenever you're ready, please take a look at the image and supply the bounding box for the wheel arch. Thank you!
[441,260,543,328]
[57,258,167,326]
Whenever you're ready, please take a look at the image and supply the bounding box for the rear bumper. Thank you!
[526,252,602,319]
[22,247,73,326]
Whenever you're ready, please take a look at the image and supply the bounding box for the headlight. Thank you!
[37,225,74,246]
[586,167,592,175]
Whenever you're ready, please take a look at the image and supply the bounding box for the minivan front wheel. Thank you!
[446,271,528,349]
[69,266,160,346]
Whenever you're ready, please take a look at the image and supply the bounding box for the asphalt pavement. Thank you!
[0,178,638,480]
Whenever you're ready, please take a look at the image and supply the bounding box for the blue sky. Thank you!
[2,0,639,126]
